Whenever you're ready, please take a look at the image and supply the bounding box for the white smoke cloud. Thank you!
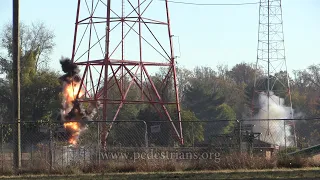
[251,91,294,146]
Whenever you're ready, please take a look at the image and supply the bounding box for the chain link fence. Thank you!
[0,119,319,173]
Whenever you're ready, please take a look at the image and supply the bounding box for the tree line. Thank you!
[0,22,319,149]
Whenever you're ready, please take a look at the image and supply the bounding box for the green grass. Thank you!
[1,168,320,180]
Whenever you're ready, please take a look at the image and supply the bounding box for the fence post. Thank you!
[239,120,242,153]
[66,146,70,166]
[1,124,3,171]
[48,125,53,171]
[83,148,86,165]
[143,121,148,148]
[31,144,33,167]
[97,122,100,165]
[62,147,64,167]
[53,143,55,168]
[192,121,194,148]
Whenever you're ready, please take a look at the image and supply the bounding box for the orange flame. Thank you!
[64,122,81,145]
[64,81,84,103]
[62,79,85,145]
[64,121,80,131]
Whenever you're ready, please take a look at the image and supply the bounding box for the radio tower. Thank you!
[252,0,296,148]
[70,0,183,149]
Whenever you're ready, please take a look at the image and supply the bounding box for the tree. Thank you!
[182,66,238,142]
[291,65,320,146]
[180,109,204,146]
[227,62,256,85]
[16,53,61,149]
[0,21,55,73]
[137,105,173,146]
[0,22,59,149]
[215,103,237,134]
[0,79,11,121]
[0,51,61,149]
[176,67,193,101]
[182,66,221,113]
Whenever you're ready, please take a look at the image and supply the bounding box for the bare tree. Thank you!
[0,21,55,72]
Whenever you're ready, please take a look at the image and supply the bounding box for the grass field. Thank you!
[1,168,320,180]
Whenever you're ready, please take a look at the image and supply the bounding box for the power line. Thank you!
[160,0,260,6]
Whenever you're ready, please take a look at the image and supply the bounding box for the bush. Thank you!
[277,155,311,168]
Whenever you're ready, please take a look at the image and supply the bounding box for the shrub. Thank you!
[277,155,310,168]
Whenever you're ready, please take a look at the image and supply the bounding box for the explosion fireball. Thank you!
[58,58,98,146]
[63,122,81,145]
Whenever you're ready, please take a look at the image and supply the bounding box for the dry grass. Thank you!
[277,154,320,168]
[0,152,319,175]
[183,153,277,171]
[2,168,320,180]
[76,152,317,173]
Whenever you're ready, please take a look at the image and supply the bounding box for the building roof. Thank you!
[253,139,274,148]
[288,144,320,156]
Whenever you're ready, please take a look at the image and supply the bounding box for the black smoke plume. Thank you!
[59,58,80,84]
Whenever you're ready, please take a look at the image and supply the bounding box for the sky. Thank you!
[0,0,319,75]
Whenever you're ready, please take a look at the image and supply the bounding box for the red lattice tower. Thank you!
[70,0,183,148]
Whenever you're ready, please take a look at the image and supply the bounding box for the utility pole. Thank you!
[13,0,22,173]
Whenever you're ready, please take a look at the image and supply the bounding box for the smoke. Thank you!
[59,58,81,115]
[58,58,99,145]
[250,91,297,146]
